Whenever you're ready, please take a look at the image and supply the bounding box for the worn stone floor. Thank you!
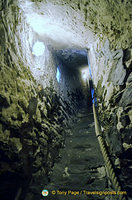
[40,106,109,200]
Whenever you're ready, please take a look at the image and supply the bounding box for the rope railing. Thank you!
[93,103,127,200]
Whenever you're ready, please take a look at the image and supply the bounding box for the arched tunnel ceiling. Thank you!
[18,0,96,50]
[18,0,132,72]
[0,1,132,199]
[19,0,132,50]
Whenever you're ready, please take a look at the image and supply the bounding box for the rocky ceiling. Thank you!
[18,0,94,50]
[18,0,132,69]
[0,0,132,199]
[19,0,132,50]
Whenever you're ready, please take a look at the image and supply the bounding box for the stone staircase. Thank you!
[41,107,108,200]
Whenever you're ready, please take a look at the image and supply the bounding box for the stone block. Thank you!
[40,138,47,146]
[126,72,132,84]
[0,128,10,143]
[9,137,22,153]
[128,110,132,124]
[0,94,10,108]
[124,48,132,69]
[119,85,132,107]
[28,97,37,116]
[109,58,126,85]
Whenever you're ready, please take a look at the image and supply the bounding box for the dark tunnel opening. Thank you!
[55,49,92,109]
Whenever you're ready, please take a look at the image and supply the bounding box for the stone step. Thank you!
[43,108,107,200]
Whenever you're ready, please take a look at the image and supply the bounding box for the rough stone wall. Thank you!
[13,10,59,92]
[0,1,74,199]
[28,0,132,49]
[0,0,132,198]
[89,39,132,196]
[79,0,132,195]
[78,0,132,49]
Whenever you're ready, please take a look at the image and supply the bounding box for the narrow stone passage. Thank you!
[0,1,132,200]
[43,106,107,200]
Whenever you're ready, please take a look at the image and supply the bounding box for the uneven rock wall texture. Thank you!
[32,0,132,49]
[0,1,76,198]
[0,0,132,198]
[79,0,132,49]
[89,39,132,195]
